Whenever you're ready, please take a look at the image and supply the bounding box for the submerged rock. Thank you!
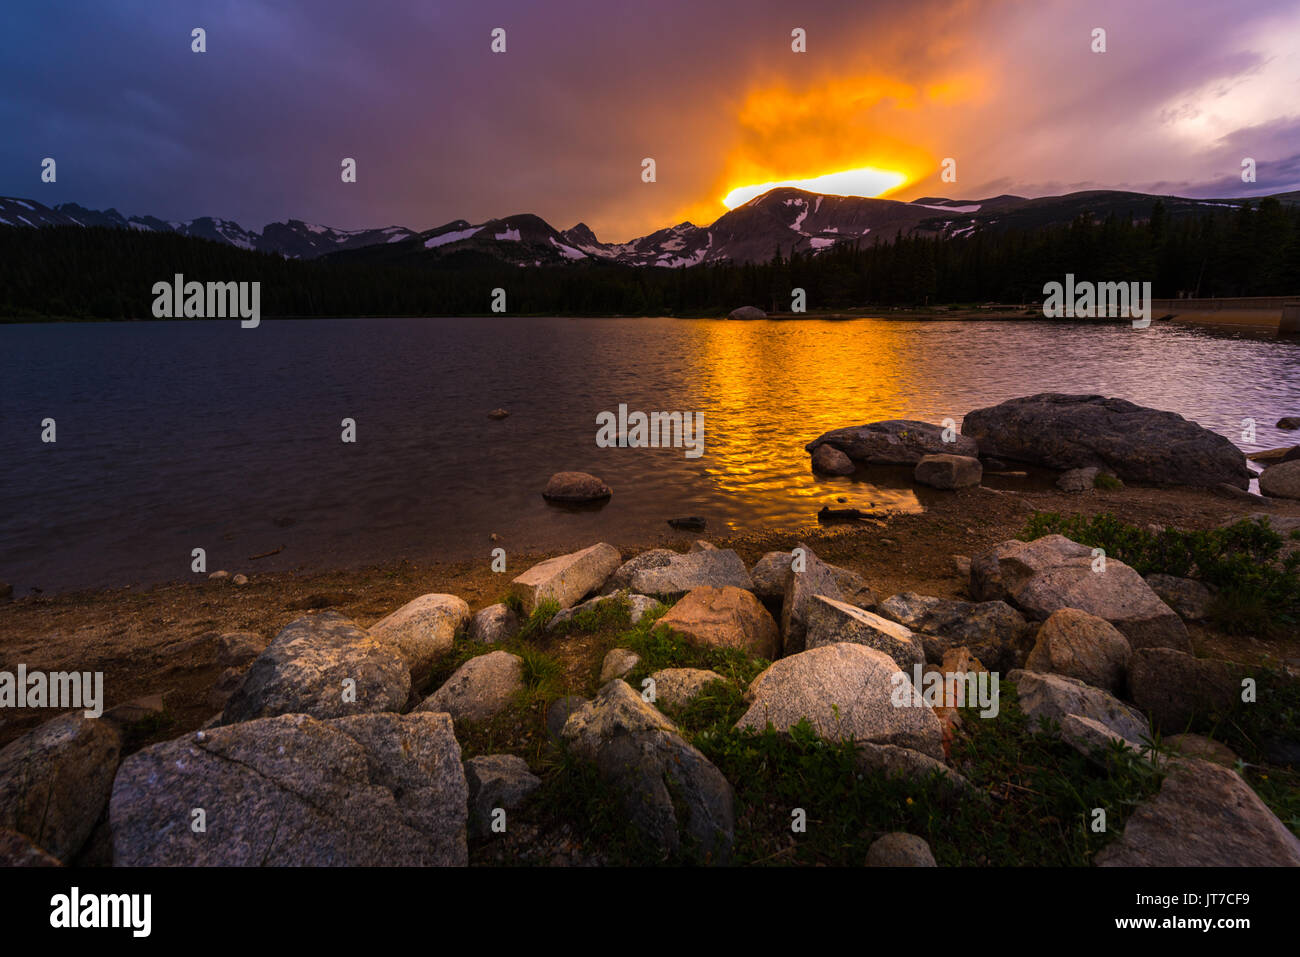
[914,453,982,489]
[541,471,612,503]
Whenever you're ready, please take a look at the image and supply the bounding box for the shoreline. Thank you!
[4,480,1298,753]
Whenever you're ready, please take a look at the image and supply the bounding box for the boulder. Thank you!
[0,712,122,861]
[877,592,1031,672]
[1259,460,1300,499]
[866,832,937,867]
[469,602,520,644]
[418,651,523,723]
[599,648,640,683]
[811,444,855,475]
[1143,574,1213,621]
[221,612,410,725]
[541,471,612,503]
[780,542,843,655]
[804,596,923,669]
[855,742,973,793]
[806,420,978,465]
[0,828,61,866]
[1095,758,1300,866]
[464,754,542,839]
[752,550,876,609]
[1127,648,1245,731]
[629,548,753,601]
[728,306,766,320]
[110,712,468,866]
[1023,608,1132,694]
[736,643,944,758]
[914,454,982,489]
[1056,467,1099,492]
[969,535,1190,652]
[548,592,663,630]
[369,593,470,684]
[961,393,1250,488]
[561,681,734,863]
[646,669,729,710]
[654,586,779,659]
[605,549,678,592]
[509,543,621,613]
[1009,669,1149,743]
[1057,713,1146,764]
[215,631,267,669]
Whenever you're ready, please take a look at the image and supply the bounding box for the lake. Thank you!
[2,316,1298,594]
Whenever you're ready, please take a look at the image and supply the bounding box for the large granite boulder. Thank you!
[509,543,621,613]
[548,592,663,631]
[221,611,411,725]
[803,596,923,669]
[368,593,470,684]
[970,535,1190,652]
[110,712,468,866]
[877,593,1031,672]
[752,550,876,609]
[961,393,1250,488]
[0,712,122,862]
[654,586,779,659]
[1023,608,1132,694]
[561,681,734,863]
[646,668,730,710]
[736,643,944,758]
[469,602,520,644]
[416,651,523,723]
[604,549,678,592]
[806,420,978,465]
[1009,669,1149,743]
[629,548,753,601]
[1096,758,1300,866]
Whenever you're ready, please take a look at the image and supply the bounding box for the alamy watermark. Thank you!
[596,403,704,458]
[1042,274,1151,328]
[152,274,260,327]
[891,664,1000,718]
[0,665,103,717]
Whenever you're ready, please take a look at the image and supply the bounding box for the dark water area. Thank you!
[2,316,1298,595]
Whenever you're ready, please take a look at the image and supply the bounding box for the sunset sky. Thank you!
[3,0,1299,241]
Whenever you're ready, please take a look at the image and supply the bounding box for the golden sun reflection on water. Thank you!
[683,318,931,529]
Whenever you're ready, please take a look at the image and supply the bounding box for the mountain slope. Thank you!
[2,187,1295,268]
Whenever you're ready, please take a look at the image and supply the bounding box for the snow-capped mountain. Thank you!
[0,187,1287,267]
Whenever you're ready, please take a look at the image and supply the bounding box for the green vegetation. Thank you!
[1093,472,1123,490]
[1024,511,1300,636]
[5,197,1300,319]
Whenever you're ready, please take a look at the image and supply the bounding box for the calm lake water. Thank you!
[3,316,1299,594]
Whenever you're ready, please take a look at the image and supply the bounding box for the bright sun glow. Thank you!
[722,167,908,209]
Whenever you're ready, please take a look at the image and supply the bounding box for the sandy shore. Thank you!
[3,480,1298,753]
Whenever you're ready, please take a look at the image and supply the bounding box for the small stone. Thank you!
[599,648,640,683]
[914,454,982,489]
[1056,467,1099,492]
[811,444,855,475]
[487,409,510,419]
[866,832,937,867]
[469,603,520,644]
[208,570,229,581]
[231,574,249,586]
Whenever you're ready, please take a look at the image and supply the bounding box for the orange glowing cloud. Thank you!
[670,70,988,227]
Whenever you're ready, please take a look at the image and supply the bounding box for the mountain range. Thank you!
[2,187,1295,268]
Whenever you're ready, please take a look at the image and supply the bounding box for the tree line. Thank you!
[2,198,1297,320]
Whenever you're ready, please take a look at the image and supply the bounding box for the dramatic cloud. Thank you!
[1,0,1296,241]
